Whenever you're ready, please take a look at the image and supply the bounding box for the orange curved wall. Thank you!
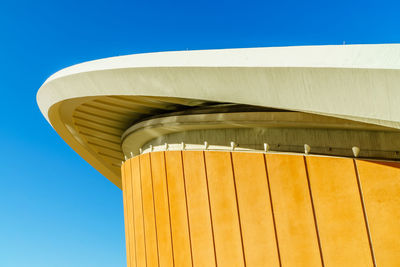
[121,151,400,267]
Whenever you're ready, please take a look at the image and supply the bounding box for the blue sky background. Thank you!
[0,0,399,266]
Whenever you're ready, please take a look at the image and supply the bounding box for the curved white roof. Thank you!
[37,44,400,187]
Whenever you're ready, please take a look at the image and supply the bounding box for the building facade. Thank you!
[38,44,400,266]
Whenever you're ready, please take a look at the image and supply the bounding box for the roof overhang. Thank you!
[37,44,400,188]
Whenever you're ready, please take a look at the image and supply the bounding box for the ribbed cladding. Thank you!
[356,160,400,266]
[71,95,212,176]
[121,151,400,267]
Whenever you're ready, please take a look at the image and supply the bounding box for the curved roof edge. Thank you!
[37,44,400,187]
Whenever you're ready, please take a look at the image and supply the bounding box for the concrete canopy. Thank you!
[37,44,400,188]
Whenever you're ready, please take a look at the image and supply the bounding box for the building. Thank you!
[37,44,400,266]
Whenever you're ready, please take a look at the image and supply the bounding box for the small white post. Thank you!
[304,144,311,155]
[230,141,236,151]
[352,146,360,158]
[204,141,209,150]
[264,143,270,152]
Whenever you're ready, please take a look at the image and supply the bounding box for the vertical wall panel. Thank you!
[204,151,245,267]
[164,151,193,267]
[122,160,133,267]
[306,156,373,267]
[182,151,216,267]
[266,154,322,267]
[125,160,137,267]
[232,152,280,266]
[357,160,400,267]
[140,154,160,267]
[131,157,147,267]
[150,152,174,267]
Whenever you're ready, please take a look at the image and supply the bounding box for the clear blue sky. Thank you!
[0,0,399,266]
